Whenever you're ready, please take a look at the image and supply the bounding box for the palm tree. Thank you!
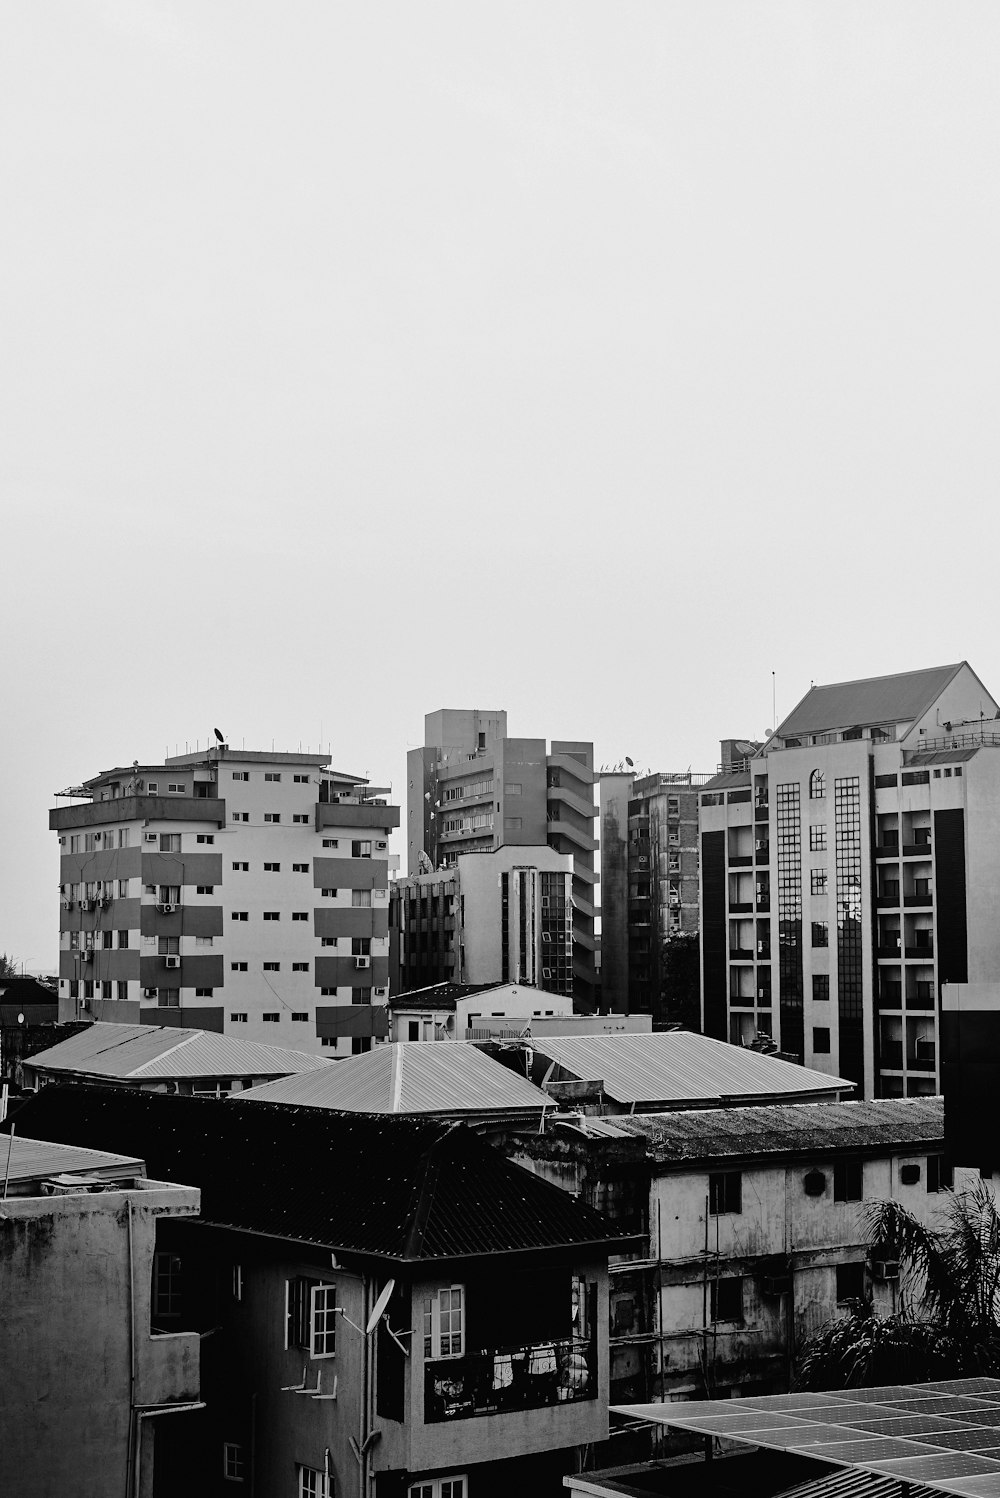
[795,1182,1000,1390]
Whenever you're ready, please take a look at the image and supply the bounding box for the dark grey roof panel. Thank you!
[777,664,965,738]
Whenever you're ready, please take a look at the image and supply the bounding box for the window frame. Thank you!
[222,1441,245,1483]
[834,1159,863,1203]
[423,1284,465,1359]
[708,1170,742,1216]
[709,1276,743,1324]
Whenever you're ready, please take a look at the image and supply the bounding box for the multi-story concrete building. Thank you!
[599,770,712,1015]
[502,1096,946,1408]
[407,710,598,1007]
[699,662,1000,1097]
[50,745,399,1058]
[15,1084,632,1498]
[390,843,575,996]
[0,1131,200,1496]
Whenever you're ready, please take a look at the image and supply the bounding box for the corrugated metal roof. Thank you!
[777,664,964,738]
[529,1032,851,1107]
[235,1042,550,1115]
[26,1022,334,1080]
[583,1097,943,1161]
[1,1134,143,1183]
[700,770,752,792]
[779,1469,938,1498]
[903,749,982,765]
[9,1086,630,1265]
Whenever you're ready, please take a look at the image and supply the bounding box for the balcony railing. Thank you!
[424,1335,597,1423]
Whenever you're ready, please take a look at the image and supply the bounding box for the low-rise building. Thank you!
[21,1020,335,1095]
[502,1096,946,1409]
[12,1084,633,1498]
[0,1132,200,1496]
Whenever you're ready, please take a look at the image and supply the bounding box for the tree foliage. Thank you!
[657,930,700,1031]
[795,1184,1000,1389]
[0,953,18,979]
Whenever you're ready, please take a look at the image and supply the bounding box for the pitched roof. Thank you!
[25,1022,334,1081]
[234,1041,551,1116]
[528,1031,851,1108]
[583,1097,943,1162]
[777,663,965,739]
[700,770,752,792]
[1,1133,144,1185]
[7,1085,628,1268]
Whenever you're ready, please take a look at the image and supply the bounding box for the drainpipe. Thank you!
[125,1198,136,1498]
[360,1277,370,1498]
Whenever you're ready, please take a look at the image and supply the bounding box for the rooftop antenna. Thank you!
[772,672,776,732]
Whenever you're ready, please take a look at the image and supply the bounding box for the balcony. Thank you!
[876,895,900,909]
[904,891,933,907]
[317,801,399,832]
[424,1335,596,1423]
[903,841,932,858]
[50,795,226,831]
[729,854,753,868]
[729,902,753,914]
[874,845,900,860]
[729,947,754,961]
[905,942,934,960]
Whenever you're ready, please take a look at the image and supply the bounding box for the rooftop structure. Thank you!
[21,1020,334,1094]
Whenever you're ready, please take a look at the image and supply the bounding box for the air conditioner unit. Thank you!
[376,841,387,849]
[63,898,74,910]
[80,899,93,912]
[872,1259,900,1282]
[755,840,767,852]
[144,834,158,844]
[163,956,181,969]
[81,949,94,963]
[354,955,371,969]
[143,987,157,999]
[763,1274,791,1296]
[373,986,387,997]
[157,904,175,915]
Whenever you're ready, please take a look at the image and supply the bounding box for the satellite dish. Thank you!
[366,1278,396,1335]
[214,728,225,743]
[625,756,634,767]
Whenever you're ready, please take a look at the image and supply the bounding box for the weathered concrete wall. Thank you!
[0,1180,199,1495]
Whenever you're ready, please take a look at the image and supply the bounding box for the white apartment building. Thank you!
[699,662,1000,1098]
[51,745,399,1058]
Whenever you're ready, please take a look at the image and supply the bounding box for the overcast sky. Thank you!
[4,2,1000,971]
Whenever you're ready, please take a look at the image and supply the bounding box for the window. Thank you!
[298,1467,332,1498]
[352,937,372,956]
[84,980,94,999]
[152,1251,182,1318]
[196,834,215,845]
[264,772,281,782]
[118,880,129,897]
[223,1443,245,1483]
[102,930,114,949]
[195,987,214,997]
[310,1283,337,1357]
[231,1013,248,1022]
[836,1262,866,1304]
[353,840,372,858]
[423,1285,464,1358]
[196,885,215,894]
[158,885,180,904]
[292,814,309,824]
[294,774,310,783]
[709,1171,742,1215]
[292,911,308,921]
[264,862,280,872]
[263,911,279,921]
[231,962,248,972]
[117,981,128,1001]
[710,1277,743,1323]
[809,770,826,799]
[232,912,249,922]
[286,1277,336,1356]
[834,1160,863,1202]
[158,989,180,1008]
[408,1481,466,1498]
[813,974,830,1001]
[158,936,180,955]
[118,828,130,847]
[264,813,281,823]
[927,1155,954,1193]
[291,1011,308,1021]
[292,863,309,873]
[320,988,336,996]
[813,1027,831,1054]
[232,771,249,781]
[69,980,79,999]
[147,782,158,793]
[232,813,249,823]
[263,1013,279,1022]
[321,938,337,948]
[263,961,280,972]
[320,888,337,898]
[233,861,249,872]
[811,921,829,947]
[811,869,828,895]
[352,889,372,908]
[292,962,309,972]
[101,980,112,999]
[159,833,181,852]
[232,1264,243,1300]
[322,838,339,848]
[166,783,185,794]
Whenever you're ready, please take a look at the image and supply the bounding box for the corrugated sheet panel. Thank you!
[777,663,964,738]
[700,770,752,792]
[235,1041,550,1114]
[532,1031,851,1106]
[26,1022,333,1080]
[8,1086,628,1265]
[904,749,982,766]
[585,1097,943,1161]
[2,1134,143,1182]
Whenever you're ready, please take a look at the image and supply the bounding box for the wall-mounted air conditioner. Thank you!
[354,955,371,969]
[164,956,181,969]
[872,1259,900,1282]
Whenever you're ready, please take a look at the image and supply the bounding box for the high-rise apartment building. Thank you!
[599,769,711,1015]
[50,745,399,1057]
[407,710,598,1006]
[390,843,575,995]
[699,662,1000,1098]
